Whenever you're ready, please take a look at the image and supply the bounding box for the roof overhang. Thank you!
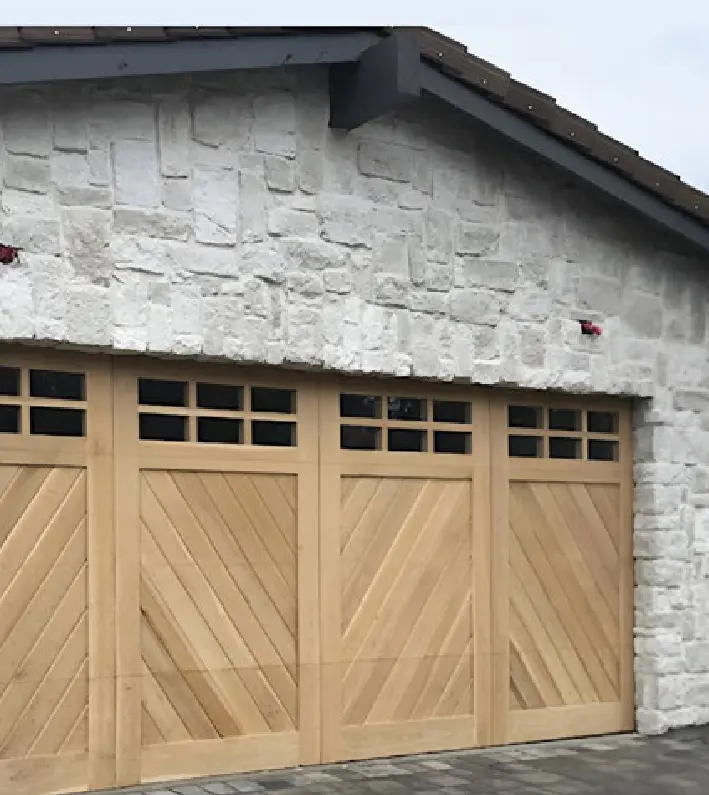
[1,30,708,255]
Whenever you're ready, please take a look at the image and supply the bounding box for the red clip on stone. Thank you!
[579,320,602,336]
[0,245,21,264]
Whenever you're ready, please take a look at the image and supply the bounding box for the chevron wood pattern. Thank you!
[139,470,298,745]
[508,481,621,711]
[340,477,474,726]
[0,465,88,760]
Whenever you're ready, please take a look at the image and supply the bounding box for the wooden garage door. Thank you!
[490,395,634,745]
[319,381,493,761]
[112,360,320,786]
[0,348,634,793]
[0,350,114,795]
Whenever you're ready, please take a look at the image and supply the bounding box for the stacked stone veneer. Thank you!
[0,65,708,734]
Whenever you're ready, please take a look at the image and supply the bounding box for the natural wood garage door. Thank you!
[112,359,320,785]
[491,395,634,745]
[0,349,633,794]
[0,350,114,795]
[319,382,492,761]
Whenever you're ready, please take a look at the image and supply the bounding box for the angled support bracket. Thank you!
[329,32,421,130]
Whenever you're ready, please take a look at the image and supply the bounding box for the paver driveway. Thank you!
[106,732,709,795]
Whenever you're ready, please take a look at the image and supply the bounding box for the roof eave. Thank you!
[0,30,707,256]
[420,64,709,256]
[0,30,379,84]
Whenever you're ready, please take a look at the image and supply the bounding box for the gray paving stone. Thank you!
[87,734,709,795]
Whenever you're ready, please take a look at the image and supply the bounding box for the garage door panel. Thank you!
[0,466,88,761]
[497,395,633,744]
[139,473,298,740]
[330,474,477,754]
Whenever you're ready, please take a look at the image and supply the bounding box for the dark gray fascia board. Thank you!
[421,63,709,255]
[0,31,379,85]
[329,32,421,130]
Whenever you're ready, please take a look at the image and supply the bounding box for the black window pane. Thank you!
[388,428,426,452]
[340,425,380,450]
[251,387,295,414]
[509,435,541,458]
[30,370,84,401]
[549,437,581,459]
[588,411,618,434]
[548,408,581,432]
[588,439,619,461]
[388,397,426,421]
[340,393,381,419]
[0,405,19,433]
[30,407,84,437]
[197,417,242,444]
[138,378,187,407]
[433,400,471,424]
[139,413,187,442]
[508,405,541,429]
[197,383,243,411]
[434,431,471,454]
[0,367,20,396]
[252,420,296,446]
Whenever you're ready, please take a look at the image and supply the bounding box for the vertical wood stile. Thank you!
[489,396,510,746]
[113,359,142,786]
[87,357,117,789]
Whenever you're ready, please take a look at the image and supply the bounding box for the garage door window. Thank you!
[0,366,87,437]
[137,377,297,446]
[339,392,472,454]
[508,404,619,461]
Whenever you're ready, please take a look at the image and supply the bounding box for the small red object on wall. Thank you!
[579,320,602,336]
[0,245,21,264]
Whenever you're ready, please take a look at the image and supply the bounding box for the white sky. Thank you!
[12,0,709,192]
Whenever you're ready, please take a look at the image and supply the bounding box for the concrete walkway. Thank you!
[108,732,709,795]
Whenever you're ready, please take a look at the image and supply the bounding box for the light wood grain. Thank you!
[0,350,635,794]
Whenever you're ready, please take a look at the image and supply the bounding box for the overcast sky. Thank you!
[13,1,709,193]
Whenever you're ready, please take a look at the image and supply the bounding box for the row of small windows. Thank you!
[340,394,471,424]
[508,405,618,435]
[0,405,85,437]
[341,426,471,454]
[0,368,623,458]
[138,378,296,415]
[139,415,296,447]
[508,435,619,461]
[0,366,85,401]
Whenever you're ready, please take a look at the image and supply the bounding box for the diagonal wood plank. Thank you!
[0,520,87,750]
[0,613,87,759]
[530,483,618,650]
[365,522,472,723]
[141,575,273,737]
[508,521,591,705]
[341,479,422,631]
[140,469,298,744]
[511,483,618,704]
[141,618,219,741]
[342,478,475,728]
[198,473,296,633]
[343,480,454,661]
[144,476,298,718]
[0,467,52,549]
[27,658,88,757]
[0,467,19,505]
[146,472,296,668]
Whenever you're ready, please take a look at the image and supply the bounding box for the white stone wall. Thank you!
[1,66,709,734]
